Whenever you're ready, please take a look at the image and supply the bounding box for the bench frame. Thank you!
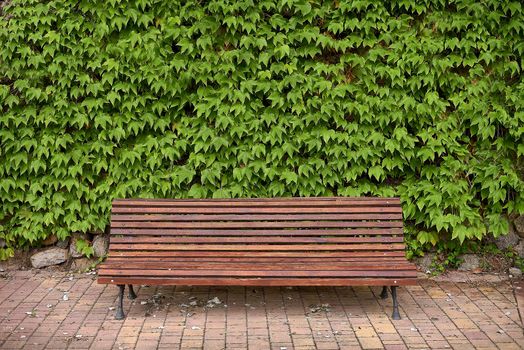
[98,197,417,320]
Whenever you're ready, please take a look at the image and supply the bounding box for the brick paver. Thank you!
[0,270,522,349]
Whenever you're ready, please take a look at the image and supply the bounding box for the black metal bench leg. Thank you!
[115,284,125,320]
[391,286,401,320]
[380,286,388,299]
[128,284,137,300]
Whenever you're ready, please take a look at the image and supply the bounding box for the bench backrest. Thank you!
[108,197,406,262]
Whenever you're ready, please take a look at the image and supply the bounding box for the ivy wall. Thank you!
[0,0,523,259]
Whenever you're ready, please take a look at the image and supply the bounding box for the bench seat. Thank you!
[98,197,417,319]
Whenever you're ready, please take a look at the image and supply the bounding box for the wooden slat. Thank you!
[108,243,405,251]
[111,221,403,229]
[102,257,411,263]
[107,251,407,258]
[109,236,405,244]
[111,206,402,214]
[110,228,403,236]
[98,268,416,278]
[110,213,402,222]
[112,197,400,207]
[98,277,417,286]
[99,262,417,271]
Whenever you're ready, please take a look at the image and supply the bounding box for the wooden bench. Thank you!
[98,197,417,320]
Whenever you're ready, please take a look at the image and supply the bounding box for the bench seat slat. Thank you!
[98,268,417,278]
[111,221,403,229]
[104,261,413,267]
[99,262,416,271]
[109,237,405,244]
[98,277,417,286]
[111,228,404,236]
[108,251,407,258]
[104,257,411,263]
[109,243,406,251]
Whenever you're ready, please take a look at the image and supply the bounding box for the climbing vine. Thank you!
[0,0,523,259]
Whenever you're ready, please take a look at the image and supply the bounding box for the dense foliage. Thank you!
[1,0,523,259]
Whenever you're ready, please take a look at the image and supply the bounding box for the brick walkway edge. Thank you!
[0,270,523,349]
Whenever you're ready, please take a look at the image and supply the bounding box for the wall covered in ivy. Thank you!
[0,0,523,258]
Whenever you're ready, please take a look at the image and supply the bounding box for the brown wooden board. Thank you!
[111,221,403,229]
[108,243,406,251]
[111,206,403,214]
[103,256,411,263]
[107,251,407,258]
[110,213,402,221]
[98,269,417,278]
[99,260,417,269]
[110,228,404,236]
[108,236,405,244]
[112,197,400,207]
[98,277,417,286]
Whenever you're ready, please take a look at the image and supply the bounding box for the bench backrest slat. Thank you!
[112,197,399,206]
[109,197,406,259]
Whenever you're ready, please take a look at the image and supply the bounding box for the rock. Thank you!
[414,253,436,272]
[494,226,519,250]
[508,267,522,278]
[513,216,524,238]
[71,257,95,272]
[458,254,480,271]
[55,237,70,249]
[515,241,524,259]
[42,234,58,246]
[31,248,68,268]
[92,235,109,258]
[69,233,89,258]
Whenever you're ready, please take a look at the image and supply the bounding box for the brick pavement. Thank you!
[0,269,522,349]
